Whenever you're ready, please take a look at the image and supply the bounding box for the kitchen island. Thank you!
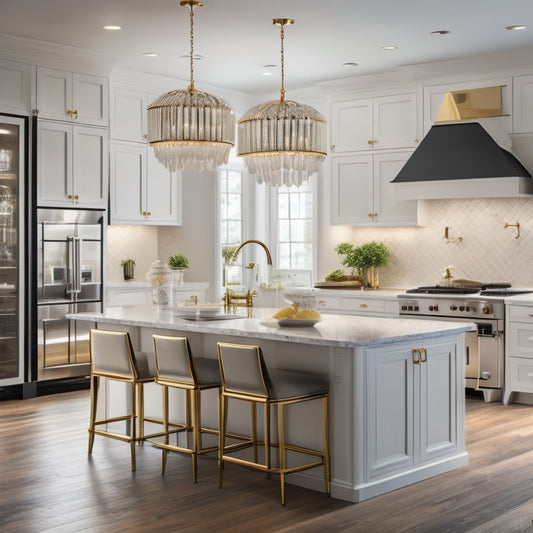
[69,305,474,502]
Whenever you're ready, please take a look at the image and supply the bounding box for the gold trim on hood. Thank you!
[435,86,503,122]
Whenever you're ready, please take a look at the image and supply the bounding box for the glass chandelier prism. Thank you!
[237,18,327,187]
[147,0,235,173]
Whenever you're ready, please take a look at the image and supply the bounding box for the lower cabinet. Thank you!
[110,141,182,225]
[317,291,399,317]
[504,303,533,403]
[365,341,458,481]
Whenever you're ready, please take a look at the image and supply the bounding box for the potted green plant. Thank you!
[168,254,189,287]
[120,258,135,281]
[334,241,390,288]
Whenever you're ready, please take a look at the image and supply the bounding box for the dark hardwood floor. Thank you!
[2,391,533,532]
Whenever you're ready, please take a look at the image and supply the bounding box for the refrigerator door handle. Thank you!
[66,237,82,295]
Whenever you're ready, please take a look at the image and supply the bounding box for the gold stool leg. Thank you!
[322,396,330,496]
[162,385,169,475]
[130,381,137,472]
[251,402,258,463]
[137,382,145,444]
[278,403,286,506]
[88,375,98,453]
[264,403,271,480]
[218,394,227,489]
[192,389,201,483]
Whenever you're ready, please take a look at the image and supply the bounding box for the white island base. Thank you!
[68,305,472,502]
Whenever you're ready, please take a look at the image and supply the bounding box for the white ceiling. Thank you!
[1,0,533,95]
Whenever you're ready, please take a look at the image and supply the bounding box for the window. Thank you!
[275,180,314,270]
[218,168,244,287]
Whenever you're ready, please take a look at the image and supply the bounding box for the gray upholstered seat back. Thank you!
[90,329,135,379]
[153,335,196,384]
[217,343,269,398]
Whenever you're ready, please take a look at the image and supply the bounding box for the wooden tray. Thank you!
[314,281,363,289]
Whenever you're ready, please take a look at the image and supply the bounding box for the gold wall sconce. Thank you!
[504,221,521,239]
[443,226,463,244]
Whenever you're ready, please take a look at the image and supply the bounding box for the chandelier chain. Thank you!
[280,22,285,104]
[188,2,195,93]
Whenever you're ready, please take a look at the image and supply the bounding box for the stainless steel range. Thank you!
[398,285,533,403]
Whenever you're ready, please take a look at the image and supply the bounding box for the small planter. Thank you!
[171,267,187,287]
[121,260,135,281]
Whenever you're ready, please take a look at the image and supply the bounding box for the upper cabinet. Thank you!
[330,93,418,154]
[36,67,109,126]
[111,87,157,142]
[0,59,32,115]
[37,121,109,208]
[331,150,417,226]
[513,75,533,133]
[109,141,182,226]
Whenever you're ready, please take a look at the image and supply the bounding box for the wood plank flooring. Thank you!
[2,391,533,532]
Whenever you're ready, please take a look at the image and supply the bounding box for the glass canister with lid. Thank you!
[146,260,173,309]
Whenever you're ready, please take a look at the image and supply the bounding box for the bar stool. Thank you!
[153,334,221,482]
[88,329,166,471]
[217,342,330,505]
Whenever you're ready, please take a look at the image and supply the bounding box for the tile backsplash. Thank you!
[106,225,158,282]
[346,198,533,288]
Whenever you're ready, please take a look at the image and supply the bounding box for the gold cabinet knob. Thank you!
[331,144,335,152]
[142,134,148,140]
[367,140,373,145]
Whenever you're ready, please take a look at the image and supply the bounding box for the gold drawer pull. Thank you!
[359,303,368,308]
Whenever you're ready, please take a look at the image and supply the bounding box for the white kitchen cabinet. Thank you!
[37,120,108,208]
[504,303,533,403]
[317,291,399,316]
[106,282,208,307]
[109,141,182,225]
[111,87,159,142]
[330,94,418,154]
[513,75,533,133]
[331,150,418,226]
[36,67,109,126]
[366,341,458,481]
[0,59,32,115]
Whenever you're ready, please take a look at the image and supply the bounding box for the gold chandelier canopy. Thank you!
[147,0,235,172]
[237,18,327,187]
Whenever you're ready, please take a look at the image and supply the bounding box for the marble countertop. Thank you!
[68,304,475,349]
[504,292,533,305]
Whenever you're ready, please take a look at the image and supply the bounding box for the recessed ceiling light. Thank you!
[343,62,358,67]
[262,64,276,76]
[505,25,527,31]
[431,30,450,35]
[143,52,159,57]
[380,45,398,51]
[103,25,122,31]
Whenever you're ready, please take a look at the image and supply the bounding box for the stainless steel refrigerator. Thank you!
[36,207,104,381]
[0,115,26,387]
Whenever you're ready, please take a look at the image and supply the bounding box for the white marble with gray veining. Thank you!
[68,304,475,348]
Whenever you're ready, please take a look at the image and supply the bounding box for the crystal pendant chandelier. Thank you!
[147,0,235,172]
[237,18,327,187]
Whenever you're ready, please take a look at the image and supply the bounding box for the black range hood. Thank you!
[391,122,533,199]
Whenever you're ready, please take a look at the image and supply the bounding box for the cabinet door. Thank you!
[37,121,73,206]
[331,155,373,224]
[73,74,109,126]
[0,59,32,114]
[72,126,108,208]
[513,75,533,133]
[366,347,414,481]
[373,94,418,149]
[330,100,372,153]
[145,150,182,225]
[373,151,418,226]
[418,343,458,463]
[111,87,148,142]
[109,142,146,224]
[36,67,73,122]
